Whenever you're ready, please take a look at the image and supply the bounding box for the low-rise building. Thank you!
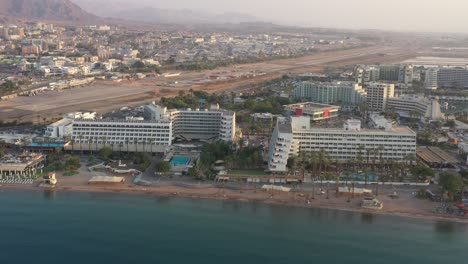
[45,118,73,138]
[284,102,339,121]
[0,152,45,177]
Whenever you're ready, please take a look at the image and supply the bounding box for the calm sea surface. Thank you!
[0,190,467,264]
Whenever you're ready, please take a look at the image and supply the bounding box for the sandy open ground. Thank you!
[0,46,416,123]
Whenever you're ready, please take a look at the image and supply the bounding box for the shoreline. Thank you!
[1,183,467,224]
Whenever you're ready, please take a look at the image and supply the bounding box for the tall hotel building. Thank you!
[268,117,416,172]
[72,104,235,152]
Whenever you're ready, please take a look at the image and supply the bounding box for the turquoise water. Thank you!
[350,173,379,181]
[171,155,191,166]
[29,142,65,148]
[0,190,467,264]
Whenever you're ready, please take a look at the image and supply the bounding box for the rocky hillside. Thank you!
[0,0,98,22]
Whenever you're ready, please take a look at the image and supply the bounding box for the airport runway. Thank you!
[0,46,415,123]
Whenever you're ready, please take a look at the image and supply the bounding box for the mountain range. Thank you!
[72,0,260,25]
[0,0,98,22]
[0,0,262,26]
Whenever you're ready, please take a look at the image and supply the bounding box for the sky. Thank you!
[90,0,468,33]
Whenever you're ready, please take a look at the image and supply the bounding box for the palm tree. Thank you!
[70,139,75,154]
[149,139,155,155]
[119,142,123,155]
[299,151,310,182]
[378,146,385,170]
[366,149,371,167]
[125,139,130,154]
[143,140,148,153]
[357,145,365,172]
[406,153,416,167]
[102,136,108,148]
[134,138,139,153]
[89,138,93,155]
[309,151,319,199]
[322,172,335,199]
[372,148,378,171]
[334,159,340,195]
[78,134,84,155]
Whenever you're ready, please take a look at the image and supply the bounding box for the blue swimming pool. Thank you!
[350,173,379,181]
[29,143,65,148]
[170,156,191,166]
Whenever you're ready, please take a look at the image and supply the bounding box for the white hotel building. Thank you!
[268,116,416,172]
[145,104,236,142]
[71,104,235,152]
[72,117,172,152]
[387,95,445,121]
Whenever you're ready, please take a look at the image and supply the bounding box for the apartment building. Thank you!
[424,67,468,90]
[366,82,395,112]
[437,67,468,89]
[379,64,400,81]
[355,65,379,85]
[425,68,438,90]
[293,82,367,105]
[268,117,417,172]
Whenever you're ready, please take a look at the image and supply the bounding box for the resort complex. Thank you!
[268,117,417,172]
[64,103,236,152]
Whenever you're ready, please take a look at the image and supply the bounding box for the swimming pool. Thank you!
[170,156,191,166]
[349,173,379,181]
[29,143,65,148]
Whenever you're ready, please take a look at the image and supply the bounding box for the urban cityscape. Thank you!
[0,0,468,263]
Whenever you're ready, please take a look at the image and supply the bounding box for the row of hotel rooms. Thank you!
[46,104,235,153]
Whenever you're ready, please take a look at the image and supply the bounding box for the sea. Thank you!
[0,190,467,264]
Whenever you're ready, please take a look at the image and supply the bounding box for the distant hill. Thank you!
[73,0,260,25]
[0,0,98,22]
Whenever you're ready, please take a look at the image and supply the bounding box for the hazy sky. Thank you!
[98,0,468,33]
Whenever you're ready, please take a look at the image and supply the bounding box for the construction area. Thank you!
[0,46,416,124]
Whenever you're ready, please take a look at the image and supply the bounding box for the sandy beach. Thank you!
[1,175,467,224]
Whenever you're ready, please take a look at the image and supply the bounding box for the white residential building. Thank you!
[45,118,73,138]
[425,68,438,90]
[387,95,445,121]
[355,65,379,84]
[293,82,366,105]
[366,82,395,112]
[268,117,416,172]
